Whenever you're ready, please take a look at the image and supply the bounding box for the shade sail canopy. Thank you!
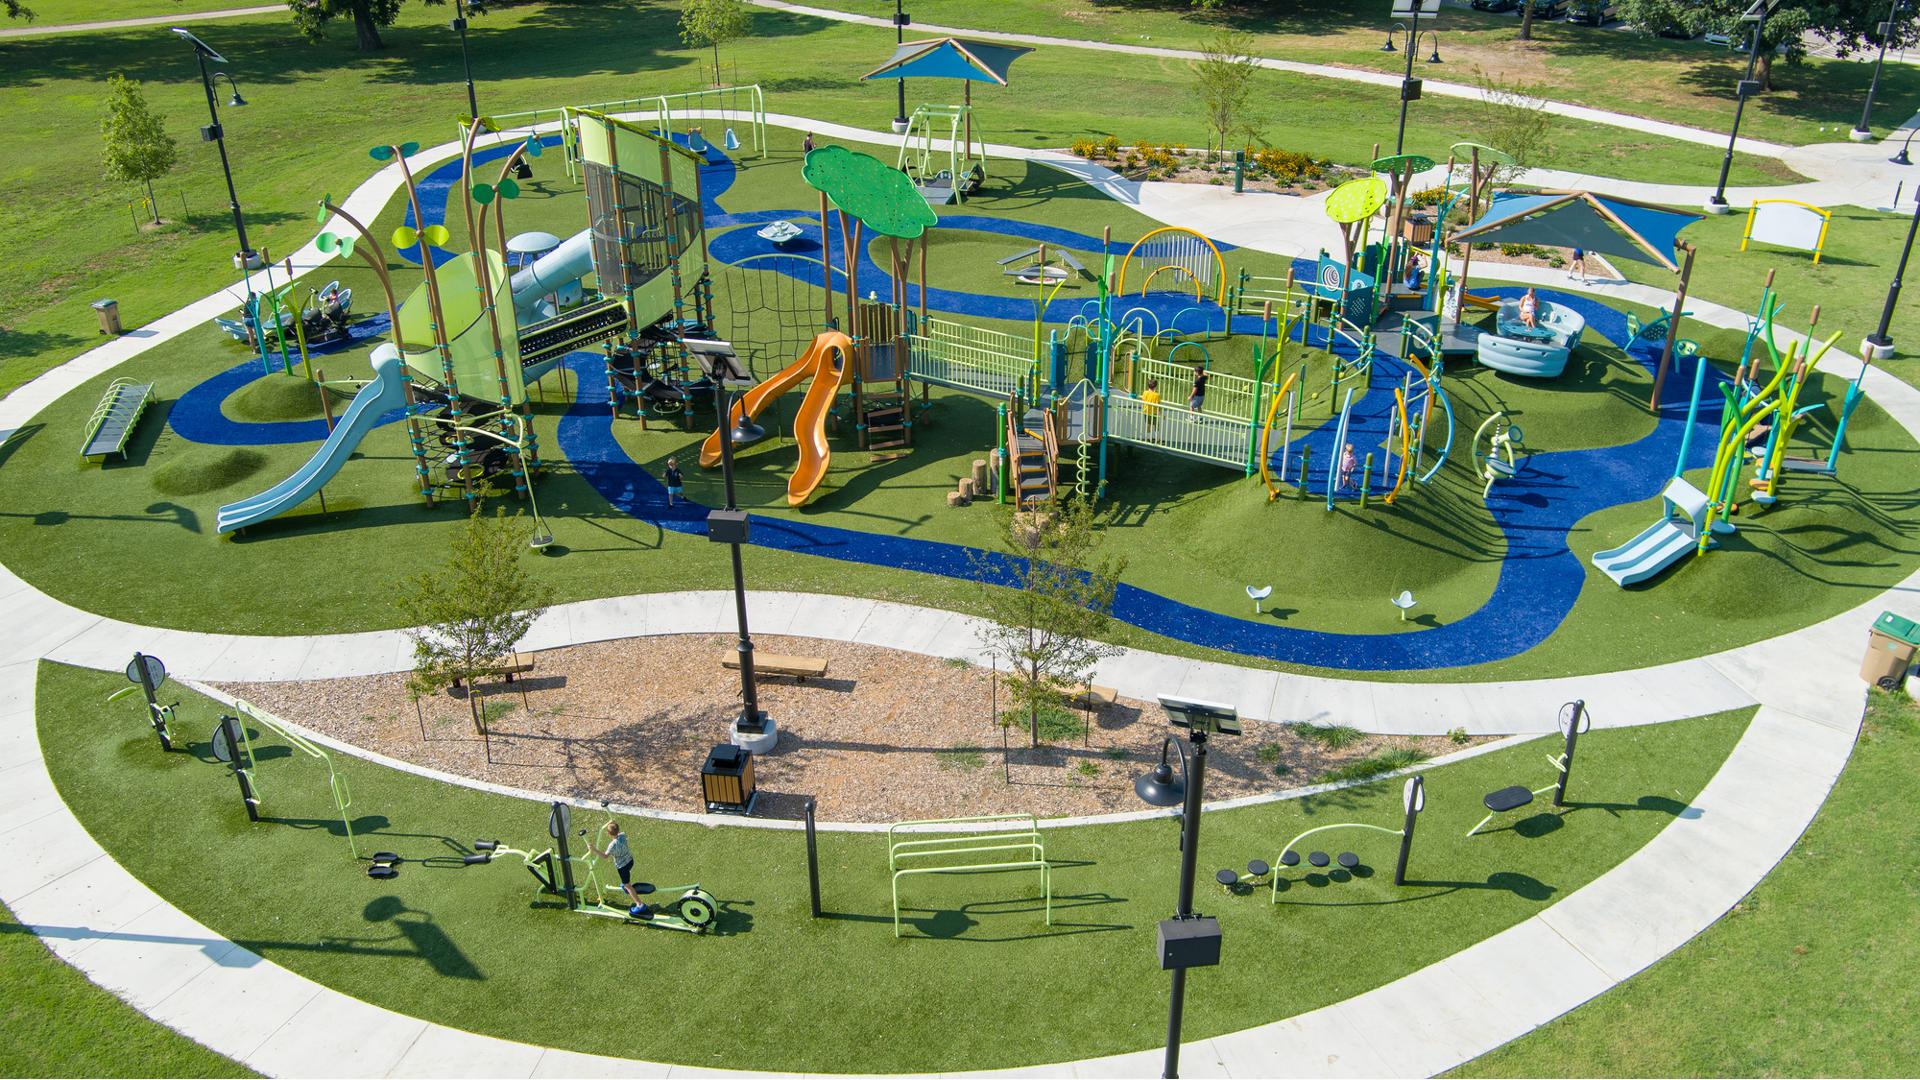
[1452,190,1700,272]
[861,37,1034,85]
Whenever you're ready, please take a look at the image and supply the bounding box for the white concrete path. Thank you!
[0,5,281,38]
[0,108,1905,1079]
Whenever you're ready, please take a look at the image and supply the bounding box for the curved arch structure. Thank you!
[1116,226,1226,304]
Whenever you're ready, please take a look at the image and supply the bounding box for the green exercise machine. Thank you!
[1216,775,1426,901]
[471,801,718,934]
[212,699,361,860]
[108,652,181,752]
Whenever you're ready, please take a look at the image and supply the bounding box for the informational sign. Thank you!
[1741,199,1831,265]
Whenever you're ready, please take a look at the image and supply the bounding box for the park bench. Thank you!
[451,652,536,690]
[722,652,829,681]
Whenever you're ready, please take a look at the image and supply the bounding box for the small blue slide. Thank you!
[1590,476,1711,587]
[216,352,409,534]
[1591,519,1696,586]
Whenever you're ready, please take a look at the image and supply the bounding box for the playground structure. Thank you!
[80,377,154,462]
[863,37,1033,205]
[1477,295,1587,378]
[220,105,717,534]
[887,814,1052,937]
[461,84,770,181]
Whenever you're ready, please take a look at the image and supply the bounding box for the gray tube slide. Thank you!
[510,228,593,323]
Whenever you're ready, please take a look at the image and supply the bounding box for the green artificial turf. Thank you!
[39,661,1753,1074]
[0,0,1799,401]
[798,0,1916,147]
[0,901,252,1078]
[0,128,1913,683]
[1453,690,1918,1077]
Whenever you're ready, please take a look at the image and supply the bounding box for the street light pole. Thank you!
[1864,191,1920,359]
[1162,730,1206,1079]
[1853,0,1903,141]
[451,0,479,121]
[1394,0,1424,155]
[1707,0,1775,212]
[178,30,256,269]
[893,0,910,132]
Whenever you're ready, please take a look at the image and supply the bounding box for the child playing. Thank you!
[597,820,651,917]
[1569,246,1587,283]
[664,457,683,506]
[1337,442,1358,492]
[1518,288,1540,330]
[1188,365,1208,413]
[1141,378,1161,434]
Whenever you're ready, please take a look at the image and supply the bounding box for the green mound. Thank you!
[149,448,269,497]
[226,376,327,423]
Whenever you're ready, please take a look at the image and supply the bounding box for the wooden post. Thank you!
[1651,241,1697,411]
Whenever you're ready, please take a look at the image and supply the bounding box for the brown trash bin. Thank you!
[92,298,121,335]
[1861,611,1920,689]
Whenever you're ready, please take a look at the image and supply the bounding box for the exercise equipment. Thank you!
[1471,411,1524,498]
[211,699,360,859]
[1468,701,1588,837]
[1261,776,1425,901]
[887,814,1051,937]
[107,651,179,752]
[471,802,718,933]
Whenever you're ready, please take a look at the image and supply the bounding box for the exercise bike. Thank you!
[469,802,718,934]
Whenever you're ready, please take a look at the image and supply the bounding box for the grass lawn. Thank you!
[800,0,1920,147]
[4,0,264,27]
[1453,690,1918,1077]
[0,0,1797,404]
[0,126,1913,681]
[38,661,1753,1073]
[0,901,252,1078]
[1601,205,1920,392]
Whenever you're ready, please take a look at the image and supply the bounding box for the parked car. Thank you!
[1526,0,1568,18]
[1568,0,1617,25]
[1470,0,1519,11]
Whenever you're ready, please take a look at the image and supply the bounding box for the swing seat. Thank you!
[1484,785,1534,813]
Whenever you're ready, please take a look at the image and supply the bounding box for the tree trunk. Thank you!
[1519,2,1535,41]
[145,179,159,224]
[712,42,722,86]
[1757,51,1774,91]
[351,0,385,51]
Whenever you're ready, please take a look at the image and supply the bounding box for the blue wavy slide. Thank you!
[215,351,409,534]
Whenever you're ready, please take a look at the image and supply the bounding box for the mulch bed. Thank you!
[216,635,1471,823]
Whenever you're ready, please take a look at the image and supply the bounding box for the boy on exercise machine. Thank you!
[596,820,652,918]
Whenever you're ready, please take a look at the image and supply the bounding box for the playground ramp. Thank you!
[1591,518,1696,586]
[214,353,409,535]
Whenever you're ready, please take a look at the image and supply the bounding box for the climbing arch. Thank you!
[1116,226,1226,304]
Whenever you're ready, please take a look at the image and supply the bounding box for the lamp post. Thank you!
[682,338,776,751]
[173,27,256,270]
[450,0,479,121]
[1134,697,1239,1079]
[1864,191,1920,360]
[892,0,912,133]
[1853,1,1905,141]
[1707,0,1778,213]
[1384,0,1437,156]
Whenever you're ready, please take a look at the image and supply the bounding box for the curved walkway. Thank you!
[0,4,280,38]
[0,112,1901,1078]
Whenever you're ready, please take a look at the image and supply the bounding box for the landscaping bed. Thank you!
[215,634,1473,822]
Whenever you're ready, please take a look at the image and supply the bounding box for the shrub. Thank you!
[1252,146,1323,184]
[1409,186,1449,208]
[1289,722,1365,749]
[1100,134,1120,158]
[1447,726,1471,745]
[1316,746,1428,785]
[1070,137,1097,159]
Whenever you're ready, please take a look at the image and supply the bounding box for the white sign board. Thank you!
[1391,0,1431,16]
[1743,199,1830,264]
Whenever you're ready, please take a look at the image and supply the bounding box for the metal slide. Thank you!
[215,353,409,534]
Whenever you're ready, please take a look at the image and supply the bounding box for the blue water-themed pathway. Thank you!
[554,290,1727,670]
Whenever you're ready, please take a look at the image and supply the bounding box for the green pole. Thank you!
[996,401,1010,505]
[1360,454,1373,510]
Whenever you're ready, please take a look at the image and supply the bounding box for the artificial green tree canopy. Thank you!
[801,145,937,239]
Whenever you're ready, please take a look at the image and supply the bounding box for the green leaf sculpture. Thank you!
[801,145,937,240]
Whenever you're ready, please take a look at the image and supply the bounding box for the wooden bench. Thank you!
[1047,680,1118,709]
[722,652,828,681]
[451,652,536,689]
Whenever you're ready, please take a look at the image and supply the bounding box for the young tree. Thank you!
[101,76,178,226]
[972,496,1126,749]
[1472,70,1555,183]
[679,0,752,86]
[287,0,475,52]
[1519,0,1538,40]
[1192,31,1261,160]
[399,508,551,738]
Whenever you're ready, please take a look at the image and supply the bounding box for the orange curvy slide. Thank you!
[697,331,853,507]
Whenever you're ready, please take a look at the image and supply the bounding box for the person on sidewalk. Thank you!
[803,132,815,155]
[1569,246,1587,283]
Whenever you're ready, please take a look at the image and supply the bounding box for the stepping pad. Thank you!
[1247,859,1270,877]
[1308,851,1330,868]
[1280,850,1300,867]
[1337,852,1358,870]
[1216,869,1239,887]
